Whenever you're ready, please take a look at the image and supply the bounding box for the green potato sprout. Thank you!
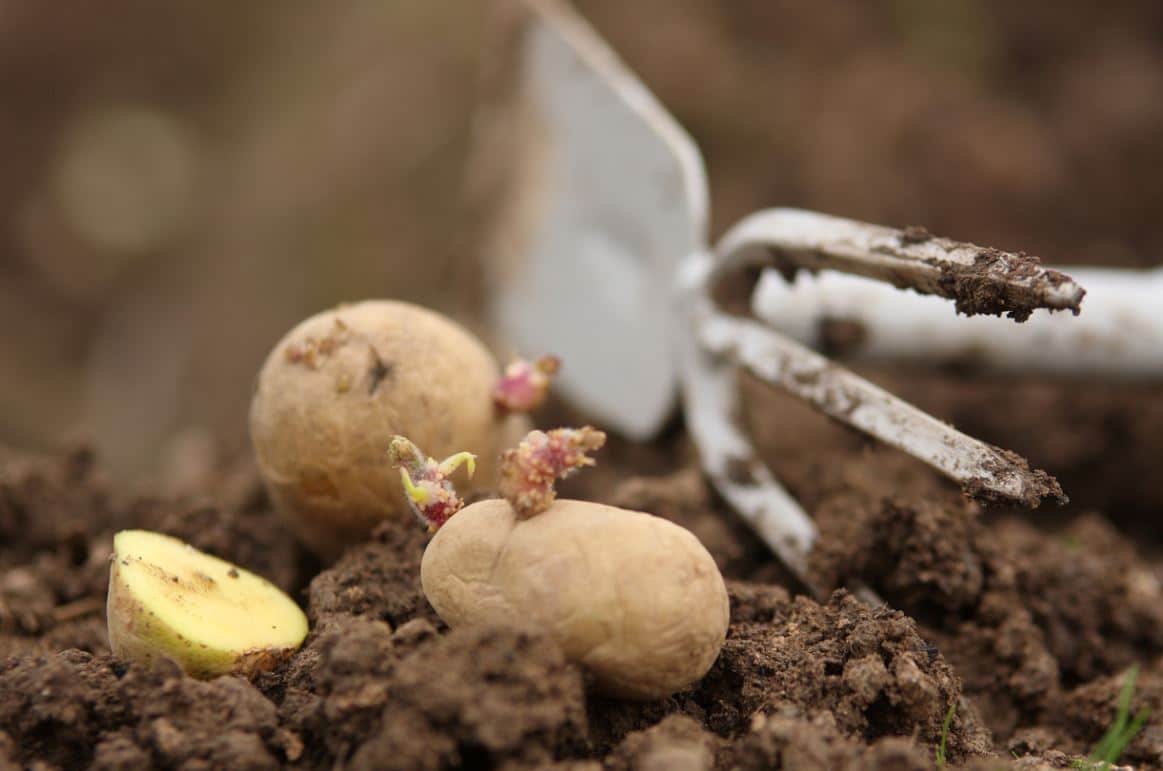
[393,427,730,700]
[106,530,308,679]
[249,300,547,559]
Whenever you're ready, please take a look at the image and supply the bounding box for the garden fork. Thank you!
[471,0,1161,594]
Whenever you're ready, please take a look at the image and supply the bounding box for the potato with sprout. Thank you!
[249,300,554,559]
[393,427,730,700]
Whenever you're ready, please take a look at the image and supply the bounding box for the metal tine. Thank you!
[679,254,881,601]
[712,209,1086,320]
[697,313,1066,507]
[751,267,1163,378]
[675,322,821,593]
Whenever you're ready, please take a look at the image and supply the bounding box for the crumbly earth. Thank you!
[4,386,1163,771]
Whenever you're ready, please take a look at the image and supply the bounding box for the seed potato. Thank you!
[420,497,730,700]
[249,300,527,558]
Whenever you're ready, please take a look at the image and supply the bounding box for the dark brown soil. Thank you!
[4,403,1163,771]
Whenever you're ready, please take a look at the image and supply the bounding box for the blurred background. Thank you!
[1,0,1161,479]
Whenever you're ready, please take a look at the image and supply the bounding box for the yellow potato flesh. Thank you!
[107,530,308,679]
[421,499,730,700]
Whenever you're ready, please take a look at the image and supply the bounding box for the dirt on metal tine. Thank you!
[712,209,1086,321]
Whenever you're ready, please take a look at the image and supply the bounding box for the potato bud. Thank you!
[249,300,528,558]
[421,498,730,700]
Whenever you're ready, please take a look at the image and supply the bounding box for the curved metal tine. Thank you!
[473,0,709,439]
[675,264,821,595]
[713,209,1086,318]
[697,312,1065,507]
[751,267,1163,378]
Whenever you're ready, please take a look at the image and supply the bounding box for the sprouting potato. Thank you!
[422,497,729,699]
[393,427,730,700]
[249,300,536,559]
[106,530,308,679]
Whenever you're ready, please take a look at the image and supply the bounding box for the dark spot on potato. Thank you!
[300,470,340,500]
[368,349,393,394]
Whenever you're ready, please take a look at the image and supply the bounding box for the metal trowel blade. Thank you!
[473,0,709,439]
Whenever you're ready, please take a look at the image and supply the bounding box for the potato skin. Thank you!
[421,498,730,700]
[249,300,527,559]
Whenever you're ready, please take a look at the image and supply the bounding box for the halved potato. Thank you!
[107,529,308,678]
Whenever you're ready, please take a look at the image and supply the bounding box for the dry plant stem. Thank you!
[752,267,1163,377]
[713,209,1086,320]
[698,312,1065,507]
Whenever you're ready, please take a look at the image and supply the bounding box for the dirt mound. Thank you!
[6,403,1163,770]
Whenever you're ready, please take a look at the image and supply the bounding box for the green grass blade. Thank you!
[936,701,956,770]
[1085,665,1149,770]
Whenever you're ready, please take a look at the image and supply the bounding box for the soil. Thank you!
[933,248,1080,322]
[5,1,1163,770]
[4,390,1163,771]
